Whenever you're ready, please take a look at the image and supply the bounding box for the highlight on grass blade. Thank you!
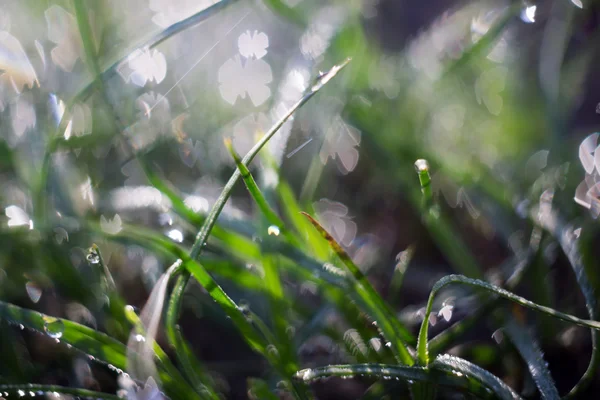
[126,259,181,384]
[294,355,521,399]
[504,318,559,399]
[301,211,414,365]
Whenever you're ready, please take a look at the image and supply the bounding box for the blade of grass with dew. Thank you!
[413,159,482,278]
[536,208,600,398]
[124,293,218,400]
[165,58,351,378]
[0,300,127,369]
[0,384,120,400]
[225,138,300,247]
[432,354,521,400]
[504,317,559,400]
[302,212,413,365]
[429,245,540,356]
[295,357,521,399]
[416,274,600,366]
[0,300,200,400]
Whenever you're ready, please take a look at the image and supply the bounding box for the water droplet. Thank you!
[520,5,537,23]
[19,324,24,330]
[86,246,100,264]
[166,229,184,243]
[43,317,65,339]
[135,334,145,342]
[267,225,280,236]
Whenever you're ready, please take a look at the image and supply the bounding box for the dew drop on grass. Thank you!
[267,225,280,236]
[43,317,64,339]
[86,250,100,264]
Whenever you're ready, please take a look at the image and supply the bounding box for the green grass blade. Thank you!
[413,159,482,278]
[224,139,299,246]
[295,357,521,399]
[165,59,351,378]
[432,354,521,400]
[277,181,330,259]
[188,58,351,261]
[537,208,600,398]
[0,384,120,399]
[0,300,200,400]
[417,275,600,366]
[504,318,559,400]
[0,300,127,369]
[302,212,413,365]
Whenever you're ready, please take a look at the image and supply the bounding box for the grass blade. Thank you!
[432,354,521,400]
[165,59,351,383]
[295,355,521,399]
[417,274,600,366]
[504,318,559,400]
[0,384,120,399]
[0,300,127,370]
[536,205,600,398]
[224,138,300,246]
[413,159,482,278]
[302,212,413,365]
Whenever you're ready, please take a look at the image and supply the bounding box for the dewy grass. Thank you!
[6,1,600,399]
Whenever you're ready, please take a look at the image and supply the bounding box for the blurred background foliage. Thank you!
[1,0,600,398]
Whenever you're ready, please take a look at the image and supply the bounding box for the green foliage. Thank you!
[1,1,600,399]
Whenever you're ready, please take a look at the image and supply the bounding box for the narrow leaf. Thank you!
[504,318,559,400]
[417,275,600,366]
[302,212,413,365]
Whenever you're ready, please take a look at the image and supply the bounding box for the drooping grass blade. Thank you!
[417,274,600,366]
[295,354,521,399]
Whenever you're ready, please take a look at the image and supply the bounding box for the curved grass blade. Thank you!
[537,206,599,398]
[417,275,600,366]
[295,355,521,399]
[432,354,521,400]
[0,300,199,400]
[166,58,351,380]
[0,384,120,399]
[504,318,559,400]
[302,212,413,365]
